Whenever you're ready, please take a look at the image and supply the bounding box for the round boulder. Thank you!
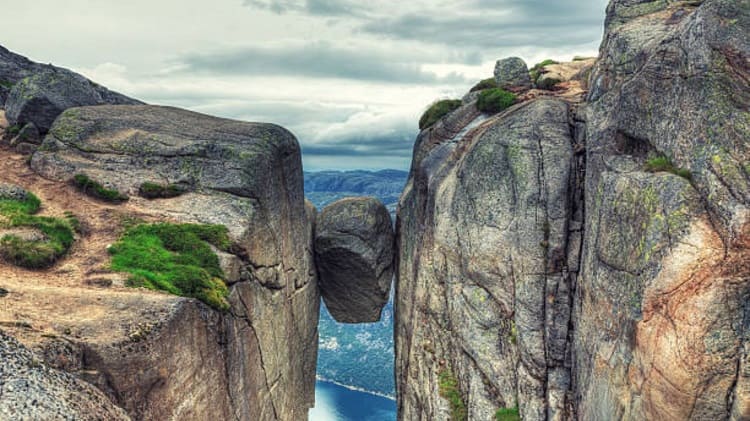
[494,57,532,90]
[314,197,394,323]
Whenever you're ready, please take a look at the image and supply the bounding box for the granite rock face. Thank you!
[494,57,532,90]
[315,197,394,323]
[395,0,749,420]
[0,331,131,420]
[27,104,320,420]
[0,46,140,134]
[577,0,750,419]
[396,97,581,420]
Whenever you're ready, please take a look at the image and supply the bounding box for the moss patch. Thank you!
[139,182,186,199]
[644,156,692,180]
[0,79,13,89]
[0,193,75,269]
[73,174,129,203]
[537,77,562,91]
[530,59,559,83]
[477,88,517,113]
[470,78,499,93]
[495,407,520,421]
[438,370,467,421]
[420,99,463,130]
[109,223,231,310]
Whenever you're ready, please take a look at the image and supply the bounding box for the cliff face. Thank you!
[0,104,320,420]
[395,0,749,420]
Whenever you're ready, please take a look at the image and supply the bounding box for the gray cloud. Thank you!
[361,1,607,50]
[175,41,472,84]
[243,0,369,16]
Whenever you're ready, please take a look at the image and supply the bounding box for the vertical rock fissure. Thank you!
[234,292,281,421]
[564,110,587,420]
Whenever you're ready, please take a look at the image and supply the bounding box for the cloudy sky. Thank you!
[2,0,608,170]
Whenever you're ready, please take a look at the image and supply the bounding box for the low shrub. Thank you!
[419,99,463,130]
[477,88,517,113]
[537,77,562,91]
[0,193,75,269]
[495,407,520,421]
[109,222,232,310]
[6,125,21,136]
[644,156,692,180]
[0,80,13,89]
[530,59,559,82]
[139,182,186,199]
[73,174,128,203]
[469,78,499,93]
[438,370,467,421]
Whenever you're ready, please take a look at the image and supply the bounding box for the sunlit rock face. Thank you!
[315,197,394,324]
[395,0,749,420]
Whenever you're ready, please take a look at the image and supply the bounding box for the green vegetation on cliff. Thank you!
[495,407,520,421]
[0,193,75,269]
[438,370,467,421]
[420,99,462,130]
[477,88,517,113]
[138,182,186,199]
[73,174,129,203]
[644,156,692,180]
[470,78,499,92]
[530,59,559,83]
[109,222,231,310]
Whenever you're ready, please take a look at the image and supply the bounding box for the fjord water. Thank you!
[305,170,407,421]
[310,381,397,421]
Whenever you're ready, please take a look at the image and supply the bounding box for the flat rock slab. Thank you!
[314,197,394,323]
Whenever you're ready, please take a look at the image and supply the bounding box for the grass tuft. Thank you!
[495,407,520,421]
[438,370,467,421]
[530,59,559,83]
[139,182,186,199]
[644,156,692,180]
[0,193,75,269]
[469,78,499,93]
[109,222,232,310]
[477,88,517,113]
[420,99,463,130]
[72,174,129,203]
[537,77,562,91]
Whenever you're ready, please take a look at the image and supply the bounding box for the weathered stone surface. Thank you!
[494,57,532,90]
[396,98,579,420]
[536,58,596,89]
[0,183,30,201]
[10,123,41,151]
[395,2,748,420]
[0,331,131,420]
[27,104,319,420]
[576,0,750,419]
[5,68,140,134]
[315,197,394,323]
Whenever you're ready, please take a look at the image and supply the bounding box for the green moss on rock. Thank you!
[109,222,232,311]
[477,88,517,113]
[420,99,463,130]
[73,174,129,203]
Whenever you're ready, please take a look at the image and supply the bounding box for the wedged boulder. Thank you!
[5,68,140,134]
[314,197,394,323]
[494,57,532,90]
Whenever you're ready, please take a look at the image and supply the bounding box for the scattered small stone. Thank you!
[0,287,8,297]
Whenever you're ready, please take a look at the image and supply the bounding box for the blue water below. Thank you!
[309,380,397,421]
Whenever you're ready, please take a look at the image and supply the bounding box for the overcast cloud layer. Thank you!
[1,0,607,170]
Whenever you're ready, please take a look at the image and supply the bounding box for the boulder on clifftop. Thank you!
[494,57,532,90]
[5,68,141,134]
